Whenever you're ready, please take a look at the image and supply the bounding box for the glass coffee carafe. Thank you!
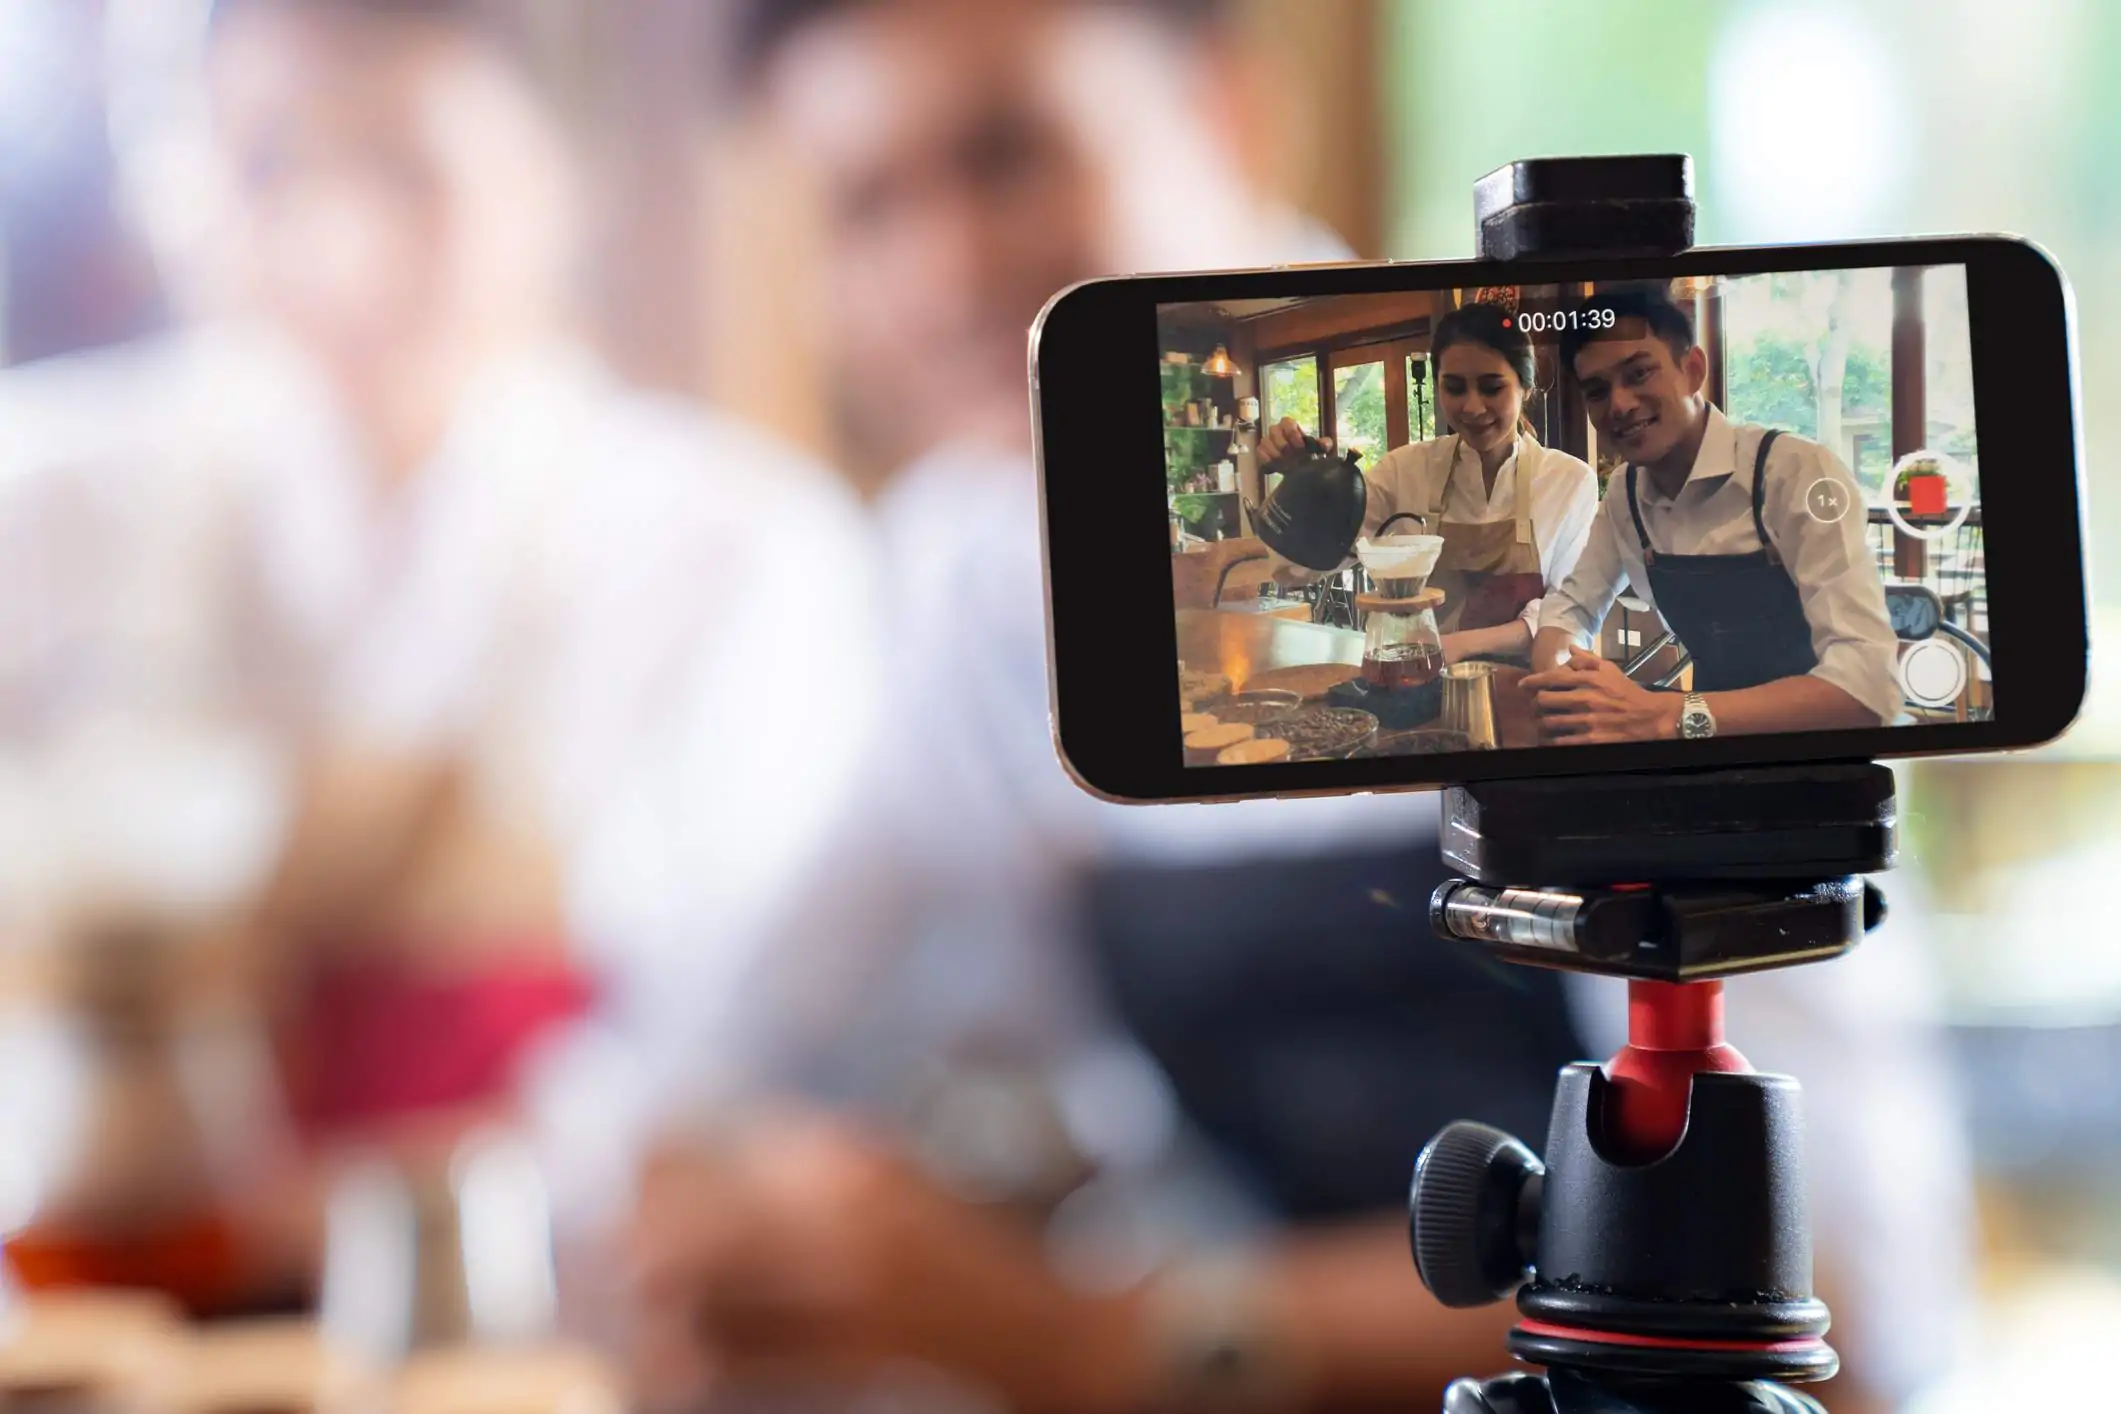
[1354,534,1447,690]
[1358,586,1446,689]
[0,912,284,1318]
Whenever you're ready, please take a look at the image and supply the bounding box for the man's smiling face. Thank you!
[1572,328,1707,467]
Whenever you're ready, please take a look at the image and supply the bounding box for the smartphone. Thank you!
[1031,237,2086,803]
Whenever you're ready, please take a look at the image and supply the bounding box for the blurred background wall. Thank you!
[2,1,2117,1408]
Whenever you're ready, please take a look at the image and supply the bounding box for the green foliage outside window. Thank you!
[1262,356,1321,436]
[1725,333,1890,491]
[1334,362,1387,465]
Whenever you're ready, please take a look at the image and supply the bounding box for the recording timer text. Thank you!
[1506,307,1620,335]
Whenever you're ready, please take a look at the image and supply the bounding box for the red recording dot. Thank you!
[1503,317,1514,328]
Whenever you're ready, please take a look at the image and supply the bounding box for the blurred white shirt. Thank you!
[0,321,874,1048]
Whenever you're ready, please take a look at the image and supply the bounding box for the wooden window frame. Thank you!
[1257,320,1436,456]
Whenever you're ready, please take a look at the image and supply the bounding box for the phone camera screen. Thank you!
[1160,269,1985,767]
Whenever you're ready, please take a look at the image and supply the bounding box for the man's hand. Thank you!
[1523,648,1681,744]
[1256,416,1323,465]
[626,1117,1150,1414]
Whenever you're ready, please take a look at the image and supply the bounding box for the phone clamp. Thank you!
[1411,156,1888,1414]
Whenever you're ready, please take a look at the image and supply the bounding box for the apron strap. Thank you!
[1434,435,1536,548]
[1752,428,1784,566]
[1624,462,1656,566]
[1627,428,1785,568]
[1513,440,1535,549]
[1427,438,1458,522]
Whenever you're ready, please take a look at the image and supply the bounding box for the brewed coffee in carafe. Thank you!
[1361,591,1445,689]
[1354,535,1446,689]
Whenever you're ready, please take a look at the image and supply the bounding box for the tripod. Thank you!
[1411,765,1893,1413]
[1407,158,1893,1413]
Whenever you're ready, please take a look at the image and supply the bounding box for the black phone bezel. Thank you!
[1031,236,2087,804]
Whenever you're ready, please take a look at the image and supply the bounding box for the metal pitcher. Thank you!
[1440,661,1499,749]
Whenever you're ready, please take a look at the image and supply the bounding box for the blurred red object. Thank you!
[1906,472,1949,517]
[5,1215,244,1317]
[281,955,593,1137]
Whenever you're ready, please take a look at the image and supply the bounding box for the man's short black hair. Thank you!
[1559,285,1697,375]
[730,0,1233,89]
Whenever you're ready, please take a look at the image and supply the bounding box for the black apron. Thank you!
[1625,429,1817,692]
[1084,840,1584,1221]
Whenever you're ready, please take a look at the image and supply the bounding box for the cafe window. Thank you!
[1332,359,1387,466]
[1261,354,1320,432]
[1721,269,1894,495]
[1262,339,1431,455]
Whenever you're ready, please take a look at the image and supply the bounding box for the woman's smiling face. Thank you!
[1436,339,1525,457]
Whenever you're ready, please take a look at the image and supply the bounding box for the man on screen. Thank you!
[1526,288,1902,742]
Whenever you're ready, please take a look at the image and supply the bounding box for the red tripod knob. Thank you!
[1600,980,1753,1164]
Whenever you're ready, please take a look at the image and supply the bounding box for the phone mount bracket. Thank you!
[1411,156,1886,1414]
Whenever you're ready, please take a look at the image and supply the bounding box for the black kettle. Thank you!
[1244,436,1367,572]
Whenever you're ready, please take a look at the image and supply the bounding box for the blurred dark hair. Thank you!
[1429,302,1534,391]
[1559,286,1697,374]
[207,0,562,104]
[730,0,1233,88]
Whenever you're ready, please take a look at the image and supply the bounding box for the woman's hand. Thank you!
[1256,416,1322,465]
[1522,648,1681,743]
[1441,620,1533,668]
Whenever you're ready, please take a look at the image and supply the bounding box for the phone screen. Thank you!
[1156,268,1990,768]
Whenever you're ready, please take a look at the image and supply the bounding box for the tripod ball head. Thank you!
[1410,1121,1544,1308]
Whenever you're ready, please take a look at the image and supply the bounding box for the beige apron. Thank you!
[1425,437,1546,638]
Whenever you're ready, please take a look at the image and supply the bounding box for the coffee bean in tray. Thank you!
[1257,705,1377,760]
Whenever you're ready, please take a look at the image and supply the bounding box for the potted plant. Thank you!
[1894,453,1950,518]
[1170,492,1219,539]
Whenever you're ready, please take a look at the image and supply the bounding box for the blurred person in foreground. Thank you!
[0,0,872,1301]
[624,2,1969,1413]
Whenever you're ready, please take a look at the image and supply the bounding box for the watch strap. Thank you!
[1681,691,1715,739]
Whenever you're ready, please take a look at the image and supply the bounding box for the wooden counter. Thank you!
[1176,609,1542,750]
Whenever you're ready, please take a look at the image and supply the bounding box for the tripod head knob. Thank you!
[1410,1122,1543,1308]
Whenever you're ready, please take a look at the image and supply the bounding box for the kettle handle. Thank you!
[1377,511,1431,536]
[1257,432,1331,477]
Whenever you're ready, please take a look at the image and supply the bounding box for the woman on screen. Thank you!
[1258,302,1598,665]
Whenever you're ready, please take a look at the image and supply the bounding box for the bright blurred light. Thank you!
[1710,2,1916,241]
[453,1129,558,1346]
[1907,1265,2121,1414]
[0,0,73,172]
[103,0,220,308]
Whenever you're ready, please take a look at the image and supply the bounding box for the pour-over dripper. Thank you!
[1355,533,1445,596]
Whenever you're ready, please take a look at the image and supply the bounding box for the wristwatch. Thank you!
[1678,692,1717,739]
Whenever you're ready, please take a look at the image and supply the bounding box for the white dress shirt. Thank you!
[0,325,882,1241]
[0,323,874,978]
[1341,435,1599,634]
[1536,406,1900,723]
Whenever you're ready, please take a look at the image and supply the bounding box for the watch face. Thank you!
[1681,707,1714,740]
